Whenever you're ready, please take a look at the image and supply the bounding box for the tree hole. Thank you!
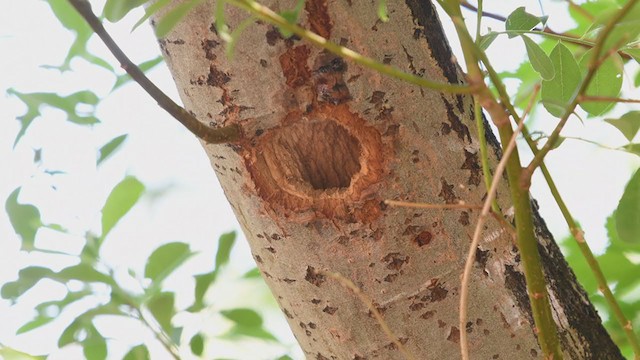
[261,120,362,191]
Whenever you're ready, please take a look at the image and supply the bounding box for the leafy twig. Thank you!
[67,0,242,144]
[225,0,474,94]
[523,0,640,185]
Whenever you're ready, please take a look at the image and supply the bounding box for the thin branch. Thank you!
[459,84,538,360]
[523,0,640,185]
[578,95,640,104]
[226,0,474,94]
[321,270,416,360]
[384,199,482,210]
[67,0,242,144]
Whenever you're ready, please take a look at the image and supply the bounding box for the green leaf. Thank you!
[521,35,554,80]
[103,0,148,22]
[614,168,640,245]
[112,57,164,91]
[132,0,172,31]
[377,0,389,22]
[189,333,205,356]
[621,143,640,156]
[215,231,236,271]
[600,3,640,52]
[43,0,114,72]
[605,111,640,141]
[541,42,582,117]
[97,134,128,166]
[100,176,145,240]
[56,264,113,284]
[154,0,203,38]
[0,347,46,360]
[147,292,175,334]
[220,308,263,327]
[83,324,107,360]
[144,242,193,284]
[5,188,42,251]
[478,31,498,51]
[16,315,56,335]
[578,49,622,116]
[17,290,92,333]
[1,267,55,302]
[8,89,101,147]
[625,48,640,64]
[226,325,278,341]
[505,7,542,38]
[276,356,294,360]
[123,344,150,360]
[242,267,262,279]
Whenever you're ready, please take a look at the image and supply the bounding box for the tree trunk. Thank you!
[154,1,621,358]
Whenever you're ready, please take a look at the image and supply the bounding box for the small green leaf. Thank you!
[276,356,294,360]
[8,89,101,147]
[541,42,582,117]
[5,187,42,251]
[226,325,278,341]
[112,57,164,91]
[189,333,205,356]
[132,0,172,31]
[615,168,640,245]
[123,344,150,360]
[144,242,193,284]
[56,264,113,284]
[101,176,145,241]
[478,31,498,51]
[16,316,56,335]
[220,308,263,327]
[154,0,203,38]
[188,271,216,312]
[215,231,236,271]
[97,134,128,166]
[83,324,107,360]
[242,267,261,279]
[1,267,55,302]
[521,35,554,80]
[377,0,389,22]
[605,111,640,141]
[147,292,175,334]
[579,49,622,116]
[505,7,542,38]
[103,0,148,23]
[0,347,46,360]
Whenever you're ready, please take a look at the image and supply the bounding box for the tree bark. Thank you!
[154,1,622,358]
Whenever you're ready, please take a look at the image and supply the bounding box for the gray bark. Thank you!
[154,1,621,358]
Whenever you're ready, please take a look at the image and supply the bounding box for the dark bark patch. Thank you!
[352,355,366,360]
[414,230,432,247]
[409,302,424,311]
[311,298,321,304]
[447,327,460,343]
[282,278,296,283]
[369,91,386,106]
[322,305,338,315]
[475,248,490,270]
[283,308,294,319]
[316,353,330,360]
[305,0,332,39]
[504,264,533,325]
[207,65,230,87]
[254,254,263,263]
[441,96,471,142]
[461,149,482,186]
[305,266,326,287]
[279,45,311,88]
[384,273,398,282]
[266,246,276,253]
[383,252,409,270]
[313,55,350,105]
[201,39,219,60]
[266,26,283,46]
[425,281,448,302]
[438,178,457,204]
[421,310,435,320]
[438,319,446,328]
[404,0,460,84]
[259,59,268,67]
[459,211,470,226]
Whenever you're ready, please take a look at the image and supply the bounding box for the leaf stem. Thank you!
[67,0,242,144]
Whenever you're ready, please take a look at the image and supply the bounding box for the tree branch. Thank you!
[67,0,242,144]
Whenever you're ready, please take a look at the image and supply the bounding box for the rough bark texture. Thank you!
[154,1,622,358]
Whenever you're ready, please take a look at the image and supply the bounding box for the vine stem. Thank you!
[321,270,416,360]
[225,0,474,94]
[459,83,539,360]
[67,0,242,144]
[523,0,640,185]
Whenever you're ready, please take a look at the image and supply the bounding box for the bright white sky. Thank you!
[1,1,639,359]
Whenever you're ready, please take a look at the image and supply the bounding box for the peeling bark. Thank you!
[154,1,621,358]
